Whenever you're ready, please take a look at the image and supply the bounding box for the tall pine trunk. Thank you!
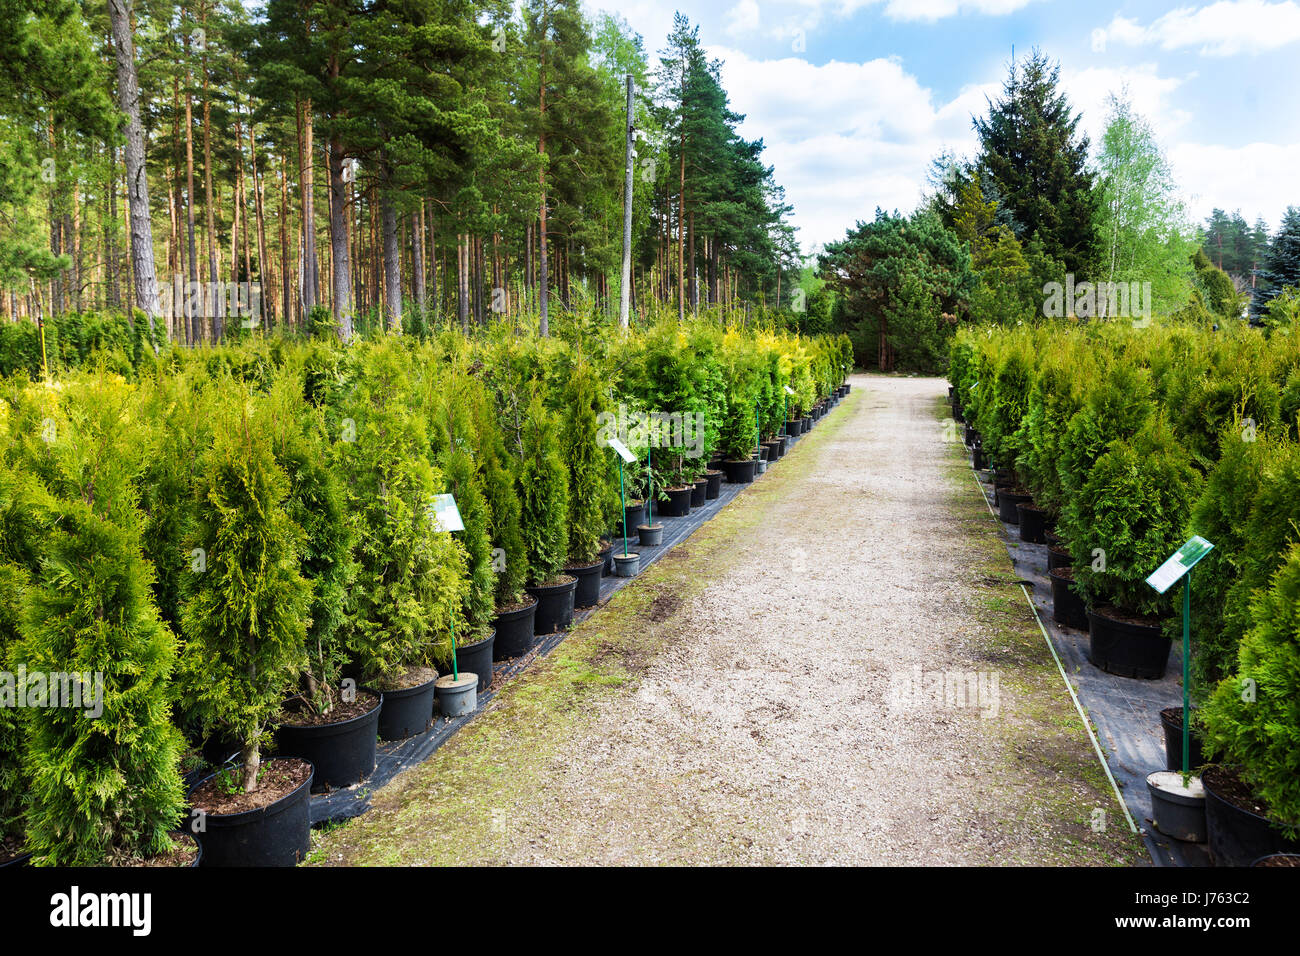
[108,0,161,334]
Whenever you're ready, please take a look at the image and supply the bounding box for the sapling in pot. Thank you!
[561,358,616,607]
[13,381,189,866]
[1064,417,1201,679]
[519,393,575,634]
[179,392,316,865]
[1199,545,1300,864]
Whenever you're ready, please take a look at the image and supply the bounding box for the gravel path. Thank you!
[312,375,1145,866]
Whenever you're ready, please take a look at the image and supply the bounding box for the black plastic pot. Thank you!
[569,559,605,609]
[378,673,439,741]
[1160,707,1206,773]
[801,416,811,433]
[1017,503,1048,543]
[661,486,693,517]
[619,501,645,536]
[638,524,663,547]
[1049,567,1089,630]
[998,490,1032,524]
[1087,606,1171,679]
[691,479,708,508]
[1047,544,1072,572]
[527,577,577,635]
[1252,854,1300,866]
[492,597,538,660]
[787,419,802,436]
[454,631,496,693]
[705,471,723,500]
[599,543,613,577]
[964,423,977,446]
[973,448,988,470]
[1203,765,1300,867]
[723,458,757,484]
[275,694,382,792]
[1147,772,1207,843]
[190,760,314,867]
[0,849,31,868]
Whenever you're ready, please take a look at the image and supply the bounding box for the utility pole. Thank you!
[620,74,635,330]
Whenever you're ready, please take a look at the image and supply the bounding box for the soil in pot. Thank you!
[1087,605,1171,679]
[275,691,382,792]
[1147,772,1207,843]
[661,486,693,517]
[1049,566,1090,630]
[0,834,30,868]
[1203,764,1300,867]
[1160,706,1207,773]
[705,470,723,499]
[1047,544,1072,571]
[455,631,497,693]
[118,832,202,868]
[723,458,757,484]
[377,666,439,741]
[997,488,1032,524]
[526,575,577,635]
[568,558,605,609]
[188,758,313,867]
[1254,854,1300,866]
[492,596,539,660]
[1017,503,1048,543]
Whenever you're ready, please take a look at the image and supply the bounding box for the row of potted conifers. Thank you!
[609,385,851,574]
[952,387,1299,868]
[186,381,852,868]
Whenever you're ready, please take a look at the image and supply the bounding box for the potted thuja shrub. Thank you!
[720,349,761,484]
[12,385,193,867]
[1199,545,1300,866]
[562,359,617,608]
[180,396,316,868]
[442,449,498,694]
[1065,419,1201,680]
[520,394,575,635]
[262,377,385,790]
[336,345,469,737]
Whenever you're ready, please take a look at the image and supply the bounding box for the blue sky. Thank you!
[587,0,1300,253]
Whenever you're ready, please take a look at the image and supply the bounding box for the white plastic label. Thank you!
[429,494,465,533]
[607,437,637,464]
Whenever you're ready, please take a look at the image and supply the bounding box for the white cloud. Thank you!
[707,46,995,248]
[1059,63,1194,145]
[1095,1,1300,56]
[725,0,762,36]
[1170,141,1300,227]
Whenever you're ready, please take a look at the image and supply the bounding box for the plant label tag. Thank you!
[429,494,465,533]
[607,437,637,464]
[783,385,795,395]
[1147,536,1214,594]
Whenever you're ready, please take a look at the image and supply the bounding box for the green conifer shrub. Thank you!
[518,393,569,586]
[179,385,311,793]
[17,377,186,863]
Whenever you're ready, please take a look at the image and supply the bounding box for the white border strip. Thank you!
[969,467,1138,834]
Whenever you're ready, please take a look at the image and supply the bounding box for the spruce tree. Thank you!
[1253,207,1300,317]
[974,50,1098,275]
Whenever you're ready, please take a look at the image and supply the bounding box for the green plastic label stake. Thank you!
[450,610,458,682]
[1147,535,1214,776]
[647,447,652,528]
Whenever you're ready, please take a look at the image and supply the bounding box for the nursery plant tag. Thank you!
[429,494,465,533]
[784,385,795,395]
[1146,536,1214,594]
[607,436,637,464]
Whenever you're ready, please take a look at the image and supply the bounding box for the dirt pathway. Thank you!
[311,376,1146,866]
